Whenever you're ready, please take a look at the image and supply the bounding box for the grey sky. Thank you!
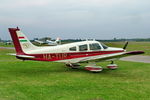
[0,0,150,40]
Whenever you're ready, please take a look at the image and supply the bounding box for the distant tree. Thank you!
[113,37,117,41]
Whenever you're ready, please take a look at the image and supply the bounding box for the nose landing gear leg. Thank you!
[107,61,118,70]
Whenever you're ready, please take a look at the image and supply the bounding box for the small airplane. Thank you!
[34,39,44,44]
[34,37,61,46]
[8,27,144,72]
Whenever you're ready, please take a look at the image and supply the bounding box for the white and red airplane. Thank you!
[9,27,144,72]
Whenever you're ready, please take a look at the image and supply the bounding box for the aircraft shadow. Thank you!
[4,64,126,78]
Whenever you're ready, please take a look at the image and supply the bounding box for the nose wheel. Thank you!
[107,61,118,70]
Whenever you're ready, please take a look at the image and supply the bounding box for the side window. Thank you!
[79,44,88,51]
[69,46,76,51]
[90,43,101,50]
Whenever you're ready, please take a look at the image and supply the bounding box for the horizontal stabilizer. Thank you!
[16,55,35,58]
[8,53,35,58]
[7,53,16,56]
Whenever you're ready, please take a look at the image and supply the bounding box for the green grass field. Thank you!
[0,42,150,100]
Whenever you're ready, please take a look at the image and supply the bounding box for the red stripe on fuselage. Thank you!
[20,50,124,61]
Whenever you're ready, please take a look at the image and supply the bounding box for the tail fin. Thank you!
[8,27,38,54]
[55,37,61,42]
[55,37,61,45]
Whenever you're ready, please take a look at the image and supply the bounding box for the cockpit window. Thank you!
[90,43,101,50]
[101,43,108,49]
[69,46,76,51]
[79,44,88,51]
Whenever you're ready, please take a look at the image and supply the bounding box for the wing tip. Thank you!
[126,51,145,55]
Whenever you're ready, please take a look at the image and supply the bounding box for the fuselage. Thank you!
[8,27,145,71]
[8,28,125,64]
[22,40,125,63]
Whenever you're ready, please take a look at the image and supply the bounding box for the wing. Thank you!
[78,51,144,63]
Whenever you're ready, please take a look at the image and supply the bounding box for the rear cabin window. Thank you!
[90,43,101,50]
[79,44,88,51]
[69,46,76,51]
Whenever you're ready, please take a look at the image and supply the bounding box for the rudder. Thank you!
[9,27,38,54]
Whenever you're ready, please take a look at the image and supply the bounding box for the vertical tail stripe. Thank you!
[18,37,25,39]
[8,28,25,54]
[18,36,27,42]
[19,40,28,42]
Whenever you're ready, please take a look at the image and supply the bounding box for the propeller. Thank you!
[123,41,128,50]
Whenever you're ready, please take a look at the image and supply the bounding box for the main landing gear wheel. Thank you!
[107,61,118,70]
[66,63,80,69]
[84,63,103,72]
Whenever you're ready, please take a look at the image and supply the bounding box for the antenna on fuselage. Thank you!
[16,26,20,30]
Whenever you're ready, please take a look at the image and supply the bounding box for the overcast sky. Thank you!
[0,0,150,40]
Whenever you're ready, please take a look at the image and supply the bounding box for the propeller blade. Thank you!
[123,41,128,49]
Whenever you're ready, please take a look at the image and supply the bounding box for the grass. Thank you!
[1,59,150,100]
[0,42,150,100]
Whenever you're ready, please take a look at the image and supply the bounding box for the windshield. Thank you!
[101,43,108,49]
